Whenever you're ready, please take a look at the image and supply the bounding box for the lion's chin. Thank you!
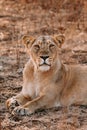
[39,65,50,72]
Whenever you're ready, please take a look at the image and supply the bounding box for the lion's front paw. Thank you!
[12,106,30,116]
[6,97,20,112]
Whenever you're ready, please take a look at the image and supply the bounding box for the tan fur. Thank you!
[6,35,87,116]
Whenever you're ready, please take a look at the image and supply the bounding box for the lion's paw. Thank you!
[12,106,30,116]
[6,97,20,112]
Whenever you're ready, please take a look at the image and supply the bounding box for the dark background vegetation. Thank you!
[0,0,87,130]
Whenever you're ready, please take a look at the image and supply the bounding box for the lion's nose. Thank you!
[40,56,49,61]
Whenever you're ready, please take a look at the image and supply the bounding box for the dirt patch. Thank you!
[0,0,87,130]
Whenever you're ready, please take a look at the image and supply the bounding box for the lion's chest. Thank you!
[22,81,41,99]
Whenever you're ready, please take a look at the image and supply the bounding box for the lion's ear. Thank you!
[22,35,36,48]
[52,34,65,48]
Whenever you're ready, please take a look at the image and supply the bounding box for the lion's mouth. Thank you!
[39,62,51,71]
[39,62,51,67]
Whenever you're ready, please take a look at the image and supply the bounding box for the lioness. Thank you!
[6,34,87,116]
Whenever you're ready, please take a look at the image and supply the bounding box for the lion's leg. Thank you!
[6,92,31,112]
[12,94,51,116]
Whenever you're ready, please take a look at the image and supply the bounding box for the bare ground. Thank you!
[0,0,87,130]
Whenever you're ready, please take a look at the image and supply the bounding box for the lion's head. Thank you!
[23,35,65,71]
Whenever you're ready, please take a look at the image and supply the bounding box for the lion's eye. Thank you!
[49,44,55,48]
[33,45,40,51]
